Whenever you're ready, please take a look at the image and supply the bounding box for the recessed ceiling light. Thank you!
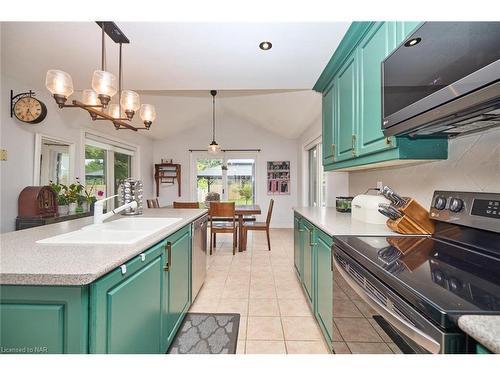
[259,41,272,51]
[404,37,422,47]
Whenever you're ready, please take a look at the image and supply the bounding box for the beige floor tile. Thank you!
[346,342,393,354]
[248,298,280,316]
[367,318,393,343]
[217,298,249,316]
[249,285,277,299]
[286,341,330,354]
[333,299,364,318]
[388,343,403,354]
[332,321,344,342]
[246,340,286,354]
[276,285,305,299]
[352,299,377,318]
[334,318,384,342]
[222,285,250,299]
[236,340,245,354]
[278,298,313,317]
[247,317,284,340]
[188,300,219,313]
[281,316,322,341]
[238,316,247,340]
[332,341,351,354]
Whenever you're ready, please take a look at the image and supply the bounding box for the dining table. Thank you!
[234,204,261,252]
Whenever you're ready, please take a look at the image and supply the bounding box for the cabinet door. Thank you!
[91,247,164,354]
[163,226,191,350]
[322,83,335,166]
[293,215,304,278]
[357,22,397,156]
[315,232,333,344]
[301,221,314,305]
[335,55,357,161]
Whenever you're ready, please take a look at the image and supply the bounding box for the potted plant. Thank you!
[67,182,84,214]
[49,182,69,216]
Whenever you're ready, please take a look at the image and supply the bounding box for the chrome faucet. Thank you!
[93,195,138,224]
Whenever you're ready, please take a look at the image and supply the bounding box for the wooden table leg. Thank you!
[238,214,244,252]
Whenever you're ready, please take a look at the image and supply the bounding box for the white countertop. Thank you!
[0,208,207,286]
[458,315,500,354]
[293,206,400,237]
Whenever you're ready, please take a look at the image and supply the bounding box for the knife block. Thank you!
[386,198,435,235]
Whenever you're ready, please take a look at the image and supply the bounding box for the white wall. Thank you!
[0,36,155,233]
[349,128,500,208]
[153,113,299,228]
[296,118,349,207]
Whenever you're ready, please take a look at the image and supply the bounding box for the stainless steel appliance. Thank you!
[192,214,208,300]
[333,191,500,353]
[382,22,500,137]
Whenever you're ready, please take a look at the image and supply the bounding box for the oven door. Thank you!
[333,245,465,354]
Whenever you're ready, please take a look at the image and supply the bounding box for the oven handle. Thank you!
[333,256,441,354]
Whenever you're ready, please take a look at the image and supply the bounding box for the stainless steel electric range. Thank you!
[333,191,500,354]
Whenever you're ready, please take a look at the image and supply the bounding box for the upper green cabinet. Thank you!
[315,22,448,171]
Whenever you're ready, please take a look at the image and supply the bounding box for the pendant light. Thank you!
[208,90,221,154]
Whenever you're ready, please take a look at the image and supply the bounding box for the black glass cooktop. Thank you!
[333,235,500,329]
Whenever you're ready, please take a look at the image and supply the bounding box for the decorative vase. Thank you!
[58,205,69,216]
[69,202,77,214]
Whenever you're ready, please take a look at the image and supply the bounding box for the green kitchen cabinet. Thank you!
[315,229,334,344]
[322,83,335,166]
[90,241,165,354]
[162,225,192,350]
[0,286,89,354]
[334,54,357,162]
[314,21,448,171]
[301,219,315,304]
[476,343,493,354]
[293,214,304,278]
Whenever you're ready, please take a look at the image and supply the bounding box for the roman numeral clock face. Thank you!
[14,97,47,124]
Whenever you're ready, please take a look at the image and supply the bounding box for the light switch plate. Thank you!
[0,149,7,161]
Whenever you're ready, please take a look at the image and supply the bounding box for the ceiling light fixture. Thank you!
[208,90,221,155]
[259,41,273,50]
[45,21,156,131]
[404,37,422,47]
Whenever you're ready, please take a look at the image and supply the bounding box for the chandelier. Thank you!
[207,90,221,154]
[45,22,156,131]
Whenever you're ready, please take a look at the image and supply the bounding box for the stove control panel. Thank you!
[430,191,500,233]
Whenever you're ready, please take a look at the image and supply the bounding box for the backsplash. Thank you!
[349,128,500,209]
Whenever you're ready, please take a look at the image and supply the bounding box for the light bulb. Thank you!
[81,89,99,106]
[92,70,117,106]
[208,141,221,154]
[120,90,140,112]
[140,104,156,122]
[46,70,74,98]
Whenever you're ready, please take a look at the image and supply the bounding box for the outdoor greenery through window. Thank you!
[85,145,107,198]
[196,157,255,204]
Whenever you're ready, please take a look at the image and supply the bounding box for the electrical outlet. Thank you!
[376,180,383,191]
[0,149,7,161]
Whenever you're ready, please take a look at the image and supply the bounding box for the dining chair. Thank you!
[147,198,160,208]
[242,199,274,251]
[173,201,200,208]
[208,202,238,256]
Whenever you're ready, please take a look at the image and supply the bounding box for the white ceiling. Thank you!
[1,22,349,90]
[1,22,348,139]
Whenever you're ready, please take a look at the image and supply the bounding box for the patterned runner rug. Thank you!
[167,313,240,354]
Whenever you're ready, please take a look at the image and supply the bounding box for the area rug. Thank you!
[167,313,240,354]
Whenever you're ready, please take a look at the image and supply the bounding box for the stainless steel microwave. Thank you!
[382,22,500,138]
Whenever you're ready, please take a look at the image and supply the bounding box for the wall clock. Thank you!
[11,90,48,124]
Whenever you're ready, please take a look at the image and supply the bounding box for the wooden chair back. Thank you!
[173,201,200,209]
[266,199,274,227]
[147,198,160,208]
[208,201,235,219]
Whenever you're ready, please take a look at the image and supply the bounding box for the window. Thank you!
[193,153,257,204]
[85,134,136,207]
[307,142,325,207]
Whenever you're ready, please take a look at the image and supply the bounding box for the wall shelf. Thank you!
[154,163,181,197]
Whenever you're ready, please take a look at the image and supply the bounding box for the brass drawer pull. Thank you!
[164,242,172,271]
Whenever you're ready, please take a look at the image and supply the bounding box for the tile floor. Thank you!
[189,228,401,354]
[189,228,329,354]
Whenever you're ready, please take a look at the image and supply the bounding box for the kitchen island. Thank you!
[0,208,207,354]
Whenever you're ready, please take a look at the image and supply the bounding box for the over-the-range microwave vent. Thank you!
[382,22,500,138]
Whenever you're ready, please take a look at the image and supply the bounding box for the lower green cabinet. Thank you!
[90,241,165,353]
[294,213,333,349]
[0,223,193,354]
[161,225,191,350]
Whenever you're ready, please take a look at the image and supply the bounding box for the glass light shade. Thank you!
[81,89,99,106]
[140,104,157,122]
[120,90,140,112]
[45,70,74,97]
[91,70,118,97]
[107,104,123,119]
[208,141,221,155]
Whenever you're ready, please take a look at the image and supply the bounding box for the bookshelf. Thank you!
[267,161,290,195]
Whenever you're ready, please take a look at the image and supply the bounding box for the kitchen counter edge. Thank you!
[458,315,500,354]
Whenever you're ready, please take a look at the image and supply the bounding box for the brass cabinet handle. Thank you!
[331,144,335,160]
[385,137,393,145]
[352,134,357,157]
[164,242,172,271]
[330,248,334,272]
[309,230,318,247]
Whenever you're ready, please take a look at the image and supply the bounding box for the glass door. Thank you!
[85,144,107,198]
[226,158,255,205]
[195,157,224,202]
[308,146,318,207]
